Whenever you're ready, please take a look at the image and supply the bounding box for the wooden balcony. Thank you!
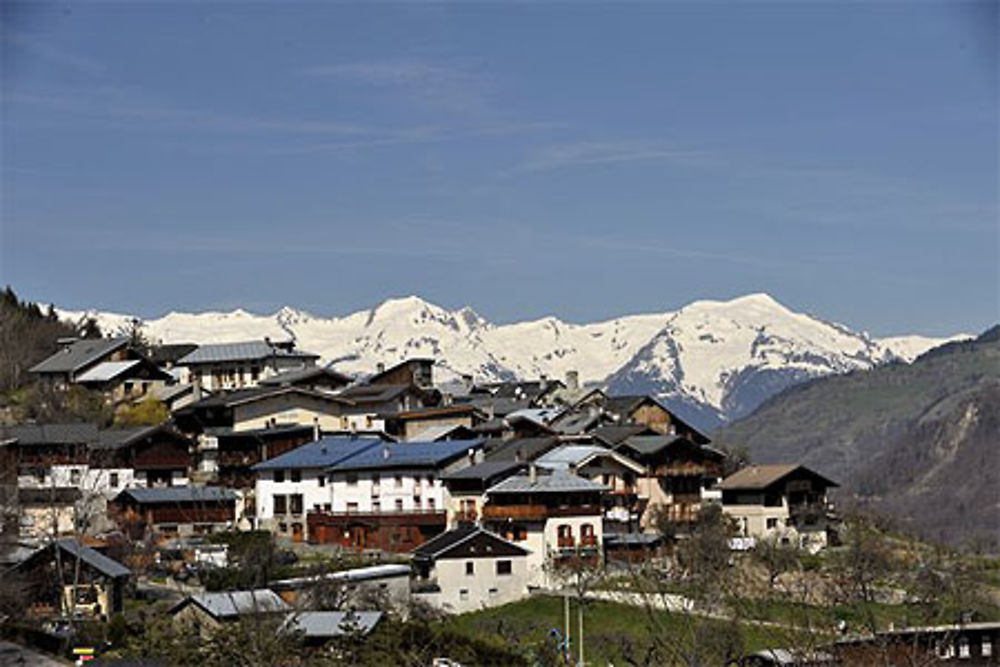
[481,503,602,521]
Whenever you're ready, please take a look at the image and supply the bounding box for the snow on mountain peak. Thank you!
[55,293,962,431]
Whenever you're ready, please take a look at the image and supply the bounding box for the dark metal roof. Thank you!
[0,422,98,446]
[259,365,353,387]
[34,539,132,578]
[114,486,238,504]
[442,459,525,482]
[251,437,382,471]
[94,424,188,450]
[412,524,528,559]
[148,343,199,365]
[29,337,130,375]
[590,424,654,446]
[484,436,559,462]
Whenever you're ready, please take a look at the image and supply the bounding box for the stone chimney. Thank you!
[565,370,579,391]
[376,362,386,374]
[529,463,537,485]
[313,417,320,442]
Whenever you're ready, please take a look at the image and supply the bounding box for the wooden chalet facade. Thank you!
[110,486,238,539]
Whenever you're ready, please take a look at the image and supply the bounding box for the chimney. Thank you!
[467,448,475,466]
[376,362,385,374]
[382,445,391,460]
[529,463,537,485]
[514,448,522,463]
[565,370,579,391]
[461,374,474,392]
[313,417,320,442]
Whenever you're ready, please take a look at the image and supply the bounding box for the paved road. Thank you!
[0,641,68,666]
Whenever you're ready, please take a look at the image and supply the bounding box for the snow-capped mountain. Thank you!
[59,294,963,432]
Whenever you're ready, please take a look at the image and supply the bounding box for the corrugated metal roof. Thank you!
[535,445,612,469]
[329,438,484,472]
[178,589,289,619]
[115,486,238,504]
[251,437,383,471]
[178,341,318,365]
[29,337,130,375]
[285,611,382,638]
[486,469,607,495]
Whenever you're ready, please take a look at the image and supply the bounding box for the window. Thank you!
[273,495,287,515]
[318,474,325,487]
[346,473,358,486]
[488,588,498,597]
[323,503,331,511]
[279,522,288,533]
[347,502,358,513]
[496,560,512,576]
[313,504,321,511]
[290,494,304,515]
[766,518,779,530]
[70,469,81,485]
[372,500,381,513]
[427,498,435,511]
[110,472,119,488]
[983,638,992,657]
[395,474,403,487]
[426,474,434,485]
[290,469,301,483]
[459,589,469,601]
[251,366,260,381]
[274,470,285,483]
[958,637,970,659]
[372,473,381,485]
[465,562,475,576]
[395,499,404,512]
[365,415,373,428]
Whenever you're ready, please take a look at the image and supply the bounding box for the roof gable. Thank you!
[29,337,130,375]
[412,525,528,559]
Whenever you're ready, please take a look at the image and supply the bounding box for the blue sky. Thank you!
[1,2,996,336]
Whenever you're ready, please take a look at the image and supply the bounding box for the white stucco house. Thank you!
[411,524,531,613]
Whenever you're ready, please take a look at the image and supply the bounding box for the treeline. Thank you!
[0,286,101,394]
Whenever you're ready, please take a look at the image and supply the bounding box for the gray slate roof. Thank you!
[178,341,318,365]
[442,459,524,482]
[284,611,382,638]
[486,469,608,495]
[175,589,289,619]
[94,425,173,450]
[0,422,98,446]
[29,337,130,375]
[412,524,528,559]
[115,486,237,504]
[51,539,131,578]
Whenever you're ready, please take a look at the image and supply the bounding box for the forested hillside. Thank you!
[715,326,1000,549]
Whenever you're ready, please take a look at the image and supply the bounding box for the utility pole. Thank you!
[564,591,571,662]
[578,598,584,666]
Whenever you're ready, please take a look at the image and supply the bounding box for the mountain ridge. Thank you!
[57,293,967,431]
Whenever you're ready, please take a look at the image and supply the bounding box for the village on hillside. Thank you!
[1,320,997,666]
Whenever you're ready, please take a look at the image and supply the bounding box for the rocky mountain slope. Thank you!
[59,294,962,432]
[713,327,1000,549]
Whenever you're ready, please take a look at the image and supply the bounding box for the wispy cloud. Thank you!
[3,33,106,77]
[507,141,713,174]
[300,59,491,113]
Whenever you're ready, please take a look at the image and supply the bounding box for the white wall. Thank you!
[328,470,448,513]
[428,556,530,614]
[256,468,331,525]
